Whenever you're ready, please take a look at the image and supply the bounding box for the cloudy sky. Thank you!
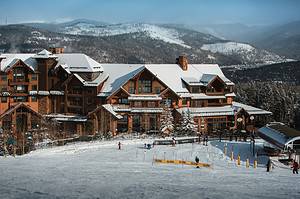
[1,0,300,25]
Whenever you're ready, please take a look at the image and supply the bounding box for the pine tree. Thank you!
[160,101,174,135]
[176,109,198,136]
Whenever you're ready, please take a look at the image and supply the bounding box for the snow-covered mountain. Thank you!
[201,42,285,64]
[0,19,288,65]
[61,22,191,48]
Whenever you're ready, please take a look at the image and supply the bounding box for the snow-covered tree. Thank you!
[160,101,174,135]
[176,109,198,136]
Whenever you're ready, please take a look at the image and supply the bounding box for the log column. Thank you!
[128,115,133,133]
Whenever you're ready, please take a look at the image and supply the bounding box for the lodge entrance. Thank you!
[207,117,227,134]
[117,115,128,133]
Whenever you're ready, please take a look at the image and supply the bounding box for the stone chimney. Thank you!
[49,47,65,54]
[176,55,188,71]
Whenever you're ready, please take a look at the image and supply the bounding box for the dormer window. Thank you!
[207,86,215,93]
[191,87,200,93]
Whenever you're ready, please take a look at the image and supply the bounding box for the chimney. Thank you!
[49,47,65,54]
[176,55,188,71]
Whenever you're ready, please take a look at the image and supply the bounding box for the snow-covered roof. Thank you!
[258,123,300,150]
[98,64,144,97]
[29,91,38,95]
[49,90,64,95]
[232,102,272,115]
[45,114,88,122]
[38,91,50,96]
[131,108,163,113]
[102,104,123,119]
[0,91,10,96]
[177,106,234,117]
[33,49,58,59]
[190,93,226,100]
[72,72,109,87]
[128,94,162,101]
[0,53,37,71]
[99,63,234,98]
[225,93,236,97]
[55,54,104,73]
[145,64,234,94]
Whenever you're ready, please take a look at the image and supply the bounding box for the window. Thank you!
[31,96,37,102]
[32,85,37,91]
[13,96,27,102]
[148,101,156,107]
[31,74,37,80]
[133,101,142,107]
[1,75,7,81]
[208,99,220,104]
[14,85,26,92]
[207,87,215,93]
[138,80,151,93]
[154,87,161,94]
[72,86,82,94]
[87,89,94,94]
[1,86,7,91]
[191,87,200,93]
[128,81,135,94]
[118,98,129,104]
[191,100,203,107]
[1,97,7,103]
[182,98,188,105]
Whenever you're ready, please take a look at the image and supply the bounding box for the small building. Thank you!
[258,122,300,161]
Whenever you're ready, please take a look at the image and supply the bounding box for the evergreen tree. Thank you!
[176,109,198,136]
[160,101,174,135]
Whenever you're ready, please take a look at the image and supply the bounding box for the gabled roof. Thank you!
[0,103,42,119]
[55,54,104,73]
[232,102,272,115]
[98,64,144,97]
[33,49,58,59]
[0,53,37,72]
[145,64,234,94]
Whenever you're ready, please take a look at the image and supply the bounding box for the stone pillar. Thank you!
[27,112,32,131]
[128,115,133,133]
[76,123,83,136]
[93,113,99,135]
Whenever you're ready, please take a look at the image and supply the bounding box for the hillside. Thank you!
[0,20,286,65]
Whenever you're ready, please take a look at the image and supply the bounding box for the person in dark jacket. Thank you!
[118,142,121,150]
[266,158,272,172]
[292,160,299,174]
[195,156,200,168]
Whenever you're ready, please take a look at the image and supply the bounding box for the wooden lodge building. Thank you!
[0,48,272,143]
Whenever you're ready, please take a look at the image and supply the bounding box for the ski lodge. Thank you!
[0,48,272,145]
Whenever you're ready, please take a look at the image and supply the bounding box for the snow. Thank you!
[201,42,285,64]
[201,42,255,54]
[62,22,191,48]
[0,139,299,199]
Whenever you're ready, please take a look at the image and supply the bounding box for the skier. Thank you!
[205,135,208,146]
[195,156,200,168]
[266,158,272,172]
[172,138,176,147]
[118,142,121,150]
[291,160,299,174]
